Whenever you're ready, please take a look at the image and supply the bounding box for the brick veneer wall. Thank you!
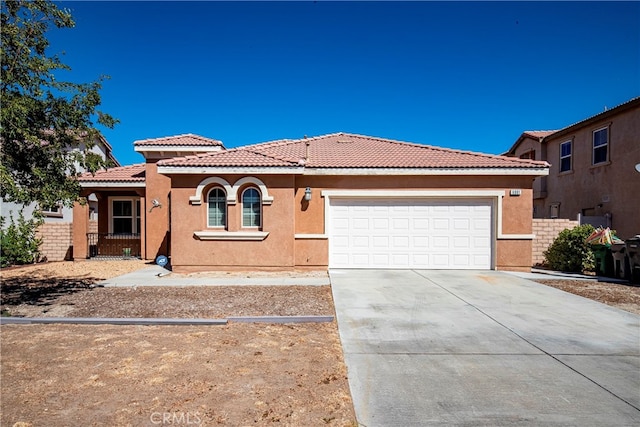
[532,218,580,266]
[37,222,73,261]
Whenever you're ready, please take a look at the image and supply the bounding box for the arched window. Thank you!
[207,187,226,227]
[242,187,261,228]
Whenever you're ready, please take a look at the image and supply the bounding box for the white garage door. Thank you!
[329,198,493,269]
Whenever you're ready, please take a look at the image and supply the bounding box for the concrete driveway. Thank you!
[330,269,640,426]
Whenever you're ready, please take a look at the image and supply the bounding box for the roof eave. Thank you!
[543,97,640,141]
[157,166,304,175]
[305,167,549,176]
[79,181,146,188]
[134,145,223,152]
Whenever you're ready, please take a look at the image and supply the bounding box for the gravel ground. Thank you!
[1,261,333,318]
[534,279,640,315]
[1,261,356,426]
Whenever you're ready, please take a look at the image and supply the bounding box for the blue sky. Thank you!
[52,1,639,166]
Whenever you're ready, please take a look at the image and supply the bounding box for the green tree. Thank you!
[0,0,117,209]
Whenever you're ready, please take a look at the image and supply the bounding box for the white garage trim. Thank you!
[321,190,533,241]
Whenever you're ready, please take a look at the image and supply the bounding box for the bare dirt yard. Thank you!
[1,261,356,426]
[3,262,639,427]
[534,279,640,315]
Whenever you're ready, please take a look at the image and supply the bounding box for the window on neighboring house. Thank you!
[560,141,572,172]
[593,127,609,164]
[550,203,560,219]
[519,150,535,160]
[207,187,226,228]
[242,187,261,228]
[111,199,140,235]
[42,203,63,218]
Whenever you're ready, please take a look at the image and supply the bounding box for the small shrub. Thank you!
[543,224,596,273]
[0,211,43,268]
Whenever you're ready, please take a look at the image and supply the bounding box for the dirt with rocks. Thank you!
[533,279,640,315]
[0,261,356,426]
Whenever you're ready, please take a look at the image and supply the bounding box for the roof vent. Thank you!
[337,139,354,144]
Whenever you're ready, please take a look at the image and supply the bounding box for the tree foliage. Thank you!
[543,224,596,273]
[0,0,117,208]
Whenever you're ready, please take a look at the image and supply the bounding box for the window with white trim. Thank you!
[593,127,608,164]
[560,141,572,172]
[242,187,261,228]
[207,187,226,228]
[42,203,63,218]
[111,198,140,235]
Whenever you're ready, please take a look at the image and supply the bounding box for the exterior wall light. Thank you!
[304,187,312,201]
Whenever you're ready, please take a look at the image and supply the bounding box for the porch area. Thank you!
[86,233,142,259]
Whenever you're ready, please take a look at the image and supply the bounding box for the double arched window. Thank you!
[242,187,261,227]
[207,188,226,227]
[207,186,261,228]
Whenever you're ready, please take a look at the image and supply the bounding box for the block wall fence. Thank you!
[37,220,97,262]
[37,222,73,261]
[531,218,580,266]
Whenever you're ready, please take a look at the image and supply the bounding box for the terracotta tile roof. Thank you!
[522,130,557,139]
[159,132,549,170]
[77,163,146,182]
[133,134,223,147]
[161,149,300,168]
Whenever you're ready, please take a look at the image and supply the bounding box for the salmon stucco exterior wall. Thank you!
[72,202,89,260]
[542,105,639,239]
[169,175,297,272]
[145,161,170,259]
[505,98,639,240]
[165,173,537,272]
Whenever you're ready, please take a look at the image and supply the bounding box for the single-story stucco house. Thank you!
[73,132,549,272]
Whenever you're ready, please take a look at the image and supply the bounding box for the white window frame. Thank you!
[207,187,227,228]
[241,187,262,228]
[42,203,63,218]
[559,140,572,172]
[592,127,609,165]
[109,197,141,235]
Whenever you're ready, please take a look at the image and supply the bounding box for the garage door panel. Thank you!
[353,235,369,247]
[413,236,428,247]
[329,198,492,269]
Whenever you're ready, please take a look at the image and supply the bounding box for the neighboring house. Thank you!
[0,132,119,261]
[73,132,548,272]
[504,97,640,239]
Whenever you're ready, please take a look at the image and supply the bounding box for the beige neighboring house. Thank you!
[0,132,119,261]
[504,96,640,239]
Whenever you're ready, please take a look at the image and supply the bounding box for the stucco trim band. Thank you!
[194,231,270,241]
[189,176,274,205]
[294,234,329,239]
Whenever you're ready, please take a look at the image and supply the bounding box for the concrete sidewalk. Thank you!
[98,265,330,287]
